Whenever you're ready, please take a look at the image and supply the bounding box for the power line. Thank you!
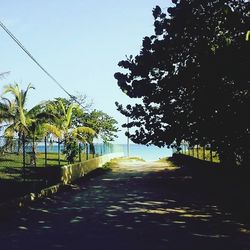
[0,71,10,79]
[0,20,84,108]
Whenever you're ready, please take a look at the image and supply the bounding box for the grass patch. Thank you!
[157,157,169,163]
[117,156,145,162]
[0,152,98,169]
[104,157,145,166]
[157,157,180,171]
[0,152,101,203]
[127,156,145,162]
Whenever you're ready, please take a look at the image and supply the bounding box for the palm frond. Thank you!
[36,112,57,121]
[26,104,41,116]
[2,84,20,100]
[0,100,15,123]
[3,124,15,138]
[43,123,62,138]
[65,104,74,129]
[58,100,66,116]
[22,83,35,107]
[1,97,12,108]
[74,133,87,143]
[72,126,96,138]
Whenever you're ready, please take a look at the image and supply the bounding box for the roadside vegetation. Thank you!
[103,157,146,169]
[0,82,119,202]
[0,83,118,166]
[115,0,249,169]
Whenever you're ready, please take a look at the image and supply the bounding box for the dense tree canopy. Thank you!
[80,110,119,143]
[115,0,250,167]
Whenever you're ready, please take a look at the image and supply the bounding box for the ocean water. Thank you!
[35,143,173,162]
[115,144,173,161]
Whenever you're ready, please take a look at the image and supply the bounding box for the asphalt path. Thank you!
[0,159,250,250]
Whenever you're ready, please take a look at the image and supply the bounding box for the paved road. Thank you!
[0,159,250,250]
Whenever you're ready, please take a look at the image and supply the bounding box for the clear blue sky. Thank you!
[0,0,171,143]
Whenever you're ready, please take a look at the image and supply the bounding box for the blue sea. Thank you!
[35,143,173,162]
[114,144,173,161]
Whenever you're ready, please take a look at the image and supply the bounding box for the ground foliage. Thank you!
[115,0,250,167]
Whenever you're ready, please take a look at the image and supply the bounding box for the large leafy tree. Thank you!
[79,110,118,143]
[115,0,250,167]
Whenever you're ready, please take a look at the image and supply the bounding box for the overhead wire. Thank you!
[0,20,84,108]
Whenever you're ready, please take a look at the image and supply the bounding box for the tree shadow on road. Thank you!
[0,159,250,250]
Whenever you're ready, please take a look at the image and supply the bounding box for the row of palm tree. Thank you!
[0,83,96,164]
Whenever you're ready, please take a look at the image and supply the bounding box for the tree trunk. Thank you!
[17,132,22,155]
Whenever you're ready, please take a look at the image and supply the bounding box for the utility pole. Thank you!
[127,117,130,157]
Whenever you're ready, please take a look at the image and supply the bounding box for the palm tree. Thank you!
[25,104,57,165]
[0,83,35,156]
[0,97,17,152]
[1,83,34,135]
[0,83,55,165]
[44,100,95,163]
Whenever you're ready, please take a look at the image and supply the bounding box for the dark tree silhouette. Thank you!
[115,0,250,167]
